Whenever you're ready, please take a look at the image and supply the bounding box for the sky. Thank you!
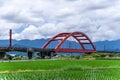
[0,0,120,42]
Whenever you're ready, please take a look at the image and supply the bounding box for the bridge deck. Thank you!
[0,47,55,52]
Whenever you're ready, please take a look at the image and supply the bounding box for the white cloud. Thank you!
[13,25,42,40]
[0,0,120,42]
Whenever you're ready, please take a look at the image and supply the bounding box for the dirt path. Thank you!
[0,69,57,73]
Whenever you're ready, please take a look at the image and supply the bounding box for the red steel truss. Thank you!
[42,32,96,53]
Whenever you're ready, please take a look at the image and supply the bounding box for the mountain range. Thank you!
[0,39,120,52]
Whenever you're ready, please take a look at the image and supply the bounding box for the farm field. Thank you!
[0,60,120,80]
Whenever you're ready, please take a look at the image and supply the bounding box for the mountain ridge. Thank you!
[0,39,120,52]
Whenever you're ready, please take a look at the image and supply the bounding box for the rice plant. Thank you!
[0,60,120,80]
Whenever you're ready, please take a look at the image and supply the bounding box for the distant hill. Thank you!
[0,39,120,52]
[94,40,120,52]
[0,39,49,48]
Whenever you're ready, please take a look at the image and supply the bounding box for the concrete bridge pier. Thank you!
[27,48,34,59]
[48,51,56,59]
[39,52,45,59]
[39,51,56,59]
[28,51,33,59]
[0,51,6,59]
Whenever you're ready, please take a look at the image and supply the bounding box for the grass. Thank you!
[0,60,120,80]
[1,69,120,80]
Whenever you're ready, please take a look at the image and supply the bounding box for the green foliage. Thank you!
[91,53,101,58]
[2,54,12,60]
[2,55,9,60]
[12,56,22,60]
[33,56,40,60]
[74,55,81,59]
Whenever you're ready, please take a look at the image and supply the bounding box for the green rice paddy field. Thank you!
[0,60,120,80]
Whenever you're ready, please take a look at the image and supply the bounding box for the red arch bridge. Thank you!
[0,30,96,59]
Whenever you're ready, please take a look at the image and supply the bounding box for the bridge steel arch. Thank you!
[42,32,96,53]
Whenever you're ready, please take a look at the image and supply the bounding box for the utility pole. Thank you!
[9,29,12,49]
[69,41,72,59]
[104,45,105,52]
